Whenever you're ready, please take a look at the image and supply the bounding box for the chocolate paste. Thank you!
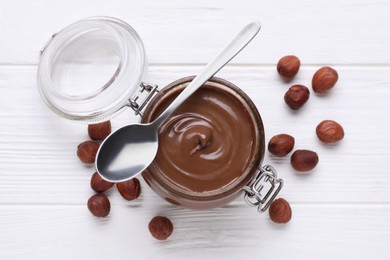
[144,82,258,194]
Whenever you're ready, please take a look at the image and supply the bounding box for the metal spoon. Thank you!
[96,21,261,182]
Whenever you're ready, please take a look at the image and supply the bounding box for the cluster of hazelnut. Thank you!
[267,55,345,224]
[77,121,173,240]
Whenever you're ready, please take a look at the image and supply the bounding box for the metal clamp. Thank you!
[243,165,283,213]
[129,82,159,116]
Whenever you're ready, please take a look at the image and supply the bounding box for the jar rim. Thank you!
[37,16,147,123]
[141,76,265,201]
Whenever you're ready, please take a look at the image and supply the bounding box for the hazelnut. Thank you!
[148,216,173,240]
[90,172,114,193]
[284,85,310,110]
[268,134,295,157]
[87,194,110,217]
[291,150,319,171]
[269,198,292,224]
[316,120,344,143]
[312,66,338,94]
[277,55,301,79]
[88,121,112,140]
[77,140,99,164]
[116,178,141,201]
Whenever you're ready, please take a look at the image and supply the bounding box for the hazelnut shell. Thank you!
[291,150,319,171]
[312,67,338,94]
[268,134,295,157]
[87,194,110,217]
[284,85,310,110]
[269,198,292,224]
[90,172,114,193]
[148,216,173,240]
[77,140,99,164]
[116,178,141,201]
[88,121,112,140]
[277,55,301,79]
[316,120,344,143]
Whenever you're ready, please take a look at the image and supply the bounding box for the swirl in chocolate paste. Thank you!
[147,85,257,194]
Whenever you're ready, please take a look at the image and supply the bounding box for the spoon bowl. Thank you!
[96,123,159,182]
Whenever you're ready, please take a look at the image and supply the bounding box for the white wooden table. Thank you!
[1,1,390,259]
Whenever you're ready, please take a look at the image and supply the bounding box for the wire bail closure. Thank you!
[243,165,283,213]
[129,82,159,117]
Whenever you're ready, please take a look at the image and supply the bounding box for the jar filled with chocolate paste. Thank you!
[141,76,281,210]
[38,17,283,213]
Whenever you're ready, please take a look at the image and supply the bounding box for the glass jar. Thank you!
[38,17,283,213]
[141,76,265,209]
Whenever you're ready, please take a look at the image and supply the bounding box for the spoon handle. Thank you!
[152,21,261,127]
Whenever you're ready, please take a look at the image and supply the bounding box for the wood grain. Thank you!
[1,0,390,259]
[0,0,390,65]
[0,205,389,260]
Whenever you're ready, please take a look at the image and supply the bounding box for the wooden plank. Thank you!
[1,1,389,259]
[1,65,389,205]
[0,0,390,65]
[0,204,389,259]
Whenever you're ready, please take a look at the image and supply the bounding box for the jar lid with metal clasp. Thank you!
[38,16,148,123]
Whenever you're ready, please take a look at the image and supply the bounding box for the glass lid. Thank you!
[37,16,147,123]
